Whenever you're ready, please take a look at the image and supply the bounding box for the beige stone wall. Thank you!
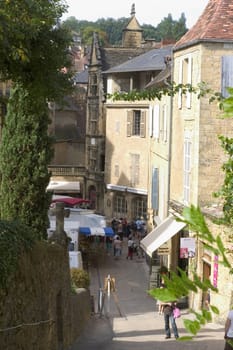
[104,101,149,220]
[105,102,149,190]
[171,43,233,207]
[0,241,91,350]
[188,217,233,324]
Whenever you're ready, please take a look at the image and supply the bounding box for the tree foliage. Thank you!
[63,12,188,46]
[213,88,233,224]
[155,13,187,41]
[0,85,53,237]
[0,0,73,100]
[0,0,73,237]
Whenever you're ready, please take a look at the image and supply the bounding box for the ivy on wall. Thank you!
[0,220,36,289]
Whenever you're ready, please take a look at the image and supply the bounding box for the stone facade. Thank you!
[169,0,233,314]
[0,241,91,350]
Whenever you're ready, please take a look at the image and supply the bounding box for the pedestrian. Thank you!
[224,309,233,350]
[117,219,123,240]
[162,302,179,339]
[204,288,211,310]
[157,281,166,315]
[126,236,134,260]
[113,236,122,258]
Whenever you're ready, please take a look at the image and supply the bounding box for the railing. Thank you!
[48,165,86,177]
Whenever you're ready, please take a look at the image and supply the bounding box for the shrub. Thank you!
[70,268,90,289]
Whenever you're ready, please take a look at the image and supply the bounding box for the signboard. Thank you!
[180,237,196,258]
[213,255,218,288]
[157,240,171,255]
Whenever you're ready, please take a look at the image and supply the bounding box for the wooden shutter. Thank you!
[127,110,133,137]
[162,105,167,142]
[140,110,146,138]
[222,56,233,98]
[152,168,159,210]
[153,105,160,139]
[149,105,153,137]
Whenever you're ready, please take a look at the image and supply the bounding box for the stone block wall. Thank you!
[0,241,91,350]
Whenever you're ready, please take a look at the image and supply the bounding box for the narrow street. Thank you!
[70,238,224,350]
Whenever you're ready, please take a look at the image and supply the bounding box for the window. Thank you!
[130,153,140,186]
[127,110,146,137]
[89,147,97,170]
[184,139,191,203]
[132,110,141,135]
[114,164,119,177]
[132,197,147,219]
[114,196,127,216]
[90,74,98,96]
[178,55,192,109]
[221,56,233,98]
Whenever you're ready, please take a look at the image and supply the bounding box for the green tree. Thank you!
[0,0,73,237]
[156,13,188,41]
[0,85,53,237]
[82,26,109,46]
[63,13,188,47]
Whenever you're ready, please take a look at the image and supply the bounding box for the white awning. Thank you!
[140,216,186,257]
[47,181,80,193]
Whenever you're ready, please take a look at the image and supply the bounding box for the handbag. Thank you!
[173,307,181,319]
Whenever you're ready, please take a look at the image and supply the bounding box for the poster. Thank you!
[180,237,196,258]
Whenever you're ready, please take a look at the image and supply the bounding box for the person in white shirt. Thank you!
[224,309,233,350]
[126,237,134,260]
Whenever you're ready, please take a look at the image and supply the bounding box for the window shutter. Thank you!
[140,111,146,137]
[221,56,233,98]
[152,168,159,210]
[153,105,160,139]
[127,110,133,137]
[178,60,183,109]
[162,105,167,142]
[186,56,192,109]
[149,105,153,137]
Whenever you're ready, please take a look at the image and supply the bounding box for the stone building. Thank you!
[169,0,233,318]
[84,5,156,213]
[103,46,172,223]
[49,5,153,211]
[140,0,233,319]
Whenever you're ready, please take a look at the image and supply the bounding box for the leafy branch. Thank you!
[108,82,223,104]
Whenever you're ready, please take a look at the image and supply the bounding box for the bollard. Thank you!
[97,288,105,316]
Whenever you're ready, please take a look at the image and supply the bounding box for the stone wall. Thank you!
[0,241,91,350]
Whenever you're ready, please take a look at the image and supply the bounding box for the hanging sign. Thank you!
[180,237,196,258]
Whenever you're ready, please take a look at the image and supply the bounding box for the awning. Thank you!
[79,227,114,237]
[140,216,186,257]
[47,181,80,193]
[51,196,90,207]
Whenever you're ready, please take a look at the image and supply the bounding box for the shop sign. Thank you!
[180,237,196,258]
[158,241,171,255]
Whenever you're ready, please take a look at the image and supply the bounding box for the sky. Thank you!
[62,0,209,29]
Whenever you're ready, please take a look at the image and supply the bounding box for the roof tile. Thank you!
[175,0,233,50]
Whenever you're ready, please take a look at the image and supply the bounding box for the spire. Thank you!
[131,3,135,16]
